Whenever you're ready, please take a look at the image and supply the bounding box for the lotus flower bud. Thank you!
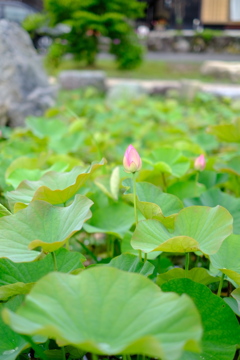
[123,145,142,173]
[194,154,206,171]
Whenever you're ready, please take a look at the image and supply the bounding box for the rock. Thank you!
[106,82,147,105]
[0,19,56,127]
[180,80,202,100]
[58,70,106,91]
[201,61,240,82]
[0,104,8,126]
[8,86,58,127]
[173,38,190,53]
[200,84,240,99]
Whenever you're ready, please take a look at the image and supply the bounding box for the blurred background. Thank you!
[1,0,240,129]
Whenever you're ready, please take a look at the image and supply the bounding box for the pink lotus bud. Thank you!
[123,145,142,173]
[194,154,206,171]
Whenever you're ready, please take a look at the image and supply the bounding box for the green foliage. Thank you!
[27,0,145,68]
[23,13,48,34]
[161,279,240,360]
[0,195,92,262]
[131,206,233,255]
[3,268,202,360]
[194,29,223,44]
[0,91,240,359]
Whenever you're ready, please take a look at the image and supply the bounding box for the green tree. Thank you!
[26,0,145,69]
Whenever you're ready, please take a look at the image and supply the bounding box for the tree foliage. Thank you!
[26,0,145,68]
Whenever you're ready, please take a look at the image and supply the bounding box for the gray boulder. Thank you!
[173,38,190,53]
[0,19,57,127]
[201,61,240,82]
[106,82,147,106]
[58,70,106,91]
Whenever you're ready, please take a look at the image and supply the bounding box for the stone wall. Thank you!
[145,30,240,53]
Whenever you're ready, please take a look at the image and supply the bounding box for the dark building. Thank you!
[140,0,240,29]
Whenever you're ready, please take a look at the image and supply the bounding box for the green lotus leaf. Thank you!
[6,159,68,189]
[157,268,220,287]
[0,195,93,262]
[131,206,233,255]
[0,204,11,218]
[26,116,68,139]
[121,231,161,260]
[215,156,240,177]
[0,296,45,360]
[3,267,202,360]
[123,179,183,228]
[185,188,240,234]
[208,118,240,143]
[6,159,105,209]
[107,254,154,276]
[143,148,190,177]
[0,248,85,301]
[210,235,240,285]
[232,288,240,313]
[161,279,240,360]
[167,181,206,201]
[224,297,240,316]
[83,202,134,239]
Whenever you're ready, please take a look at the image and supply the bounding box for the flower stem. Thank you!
[161,172,167,192]
[132,172,142,261]
[92,354,98,360]
[144,253,147,263]
[77,240,98,263]
[185,252,190,277]
[51,252,58,271]
[217,273,225,297]
[132,173,138,225]
[62,346,66,360]
[195,171,199,183]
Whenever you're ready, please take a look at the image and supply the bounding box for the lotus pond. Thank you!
[0,89,240,360]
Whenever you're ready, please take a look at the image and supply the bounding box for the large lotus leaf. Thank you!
[6,159,105,208]
[3,267,202,360]
[185,188,240,234]
[157,268,220,287]
[131,206,233,255]
[0,248,85,301]
[215,156,240,177]
[197,170,228,190]
[161,279,240,360]
[107,254,154,276]
[123,179,183,228]
[121,231,161,260]
[0,296,45,360]
[167,181,206,201]
[6,160,68,189]
[49,131,86,154]
[26,117,68,139]
[0,195,93,262]
[143,148,190,177]
[210,234,240,285]
[83,202,134,239]
[208,118,240,143]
